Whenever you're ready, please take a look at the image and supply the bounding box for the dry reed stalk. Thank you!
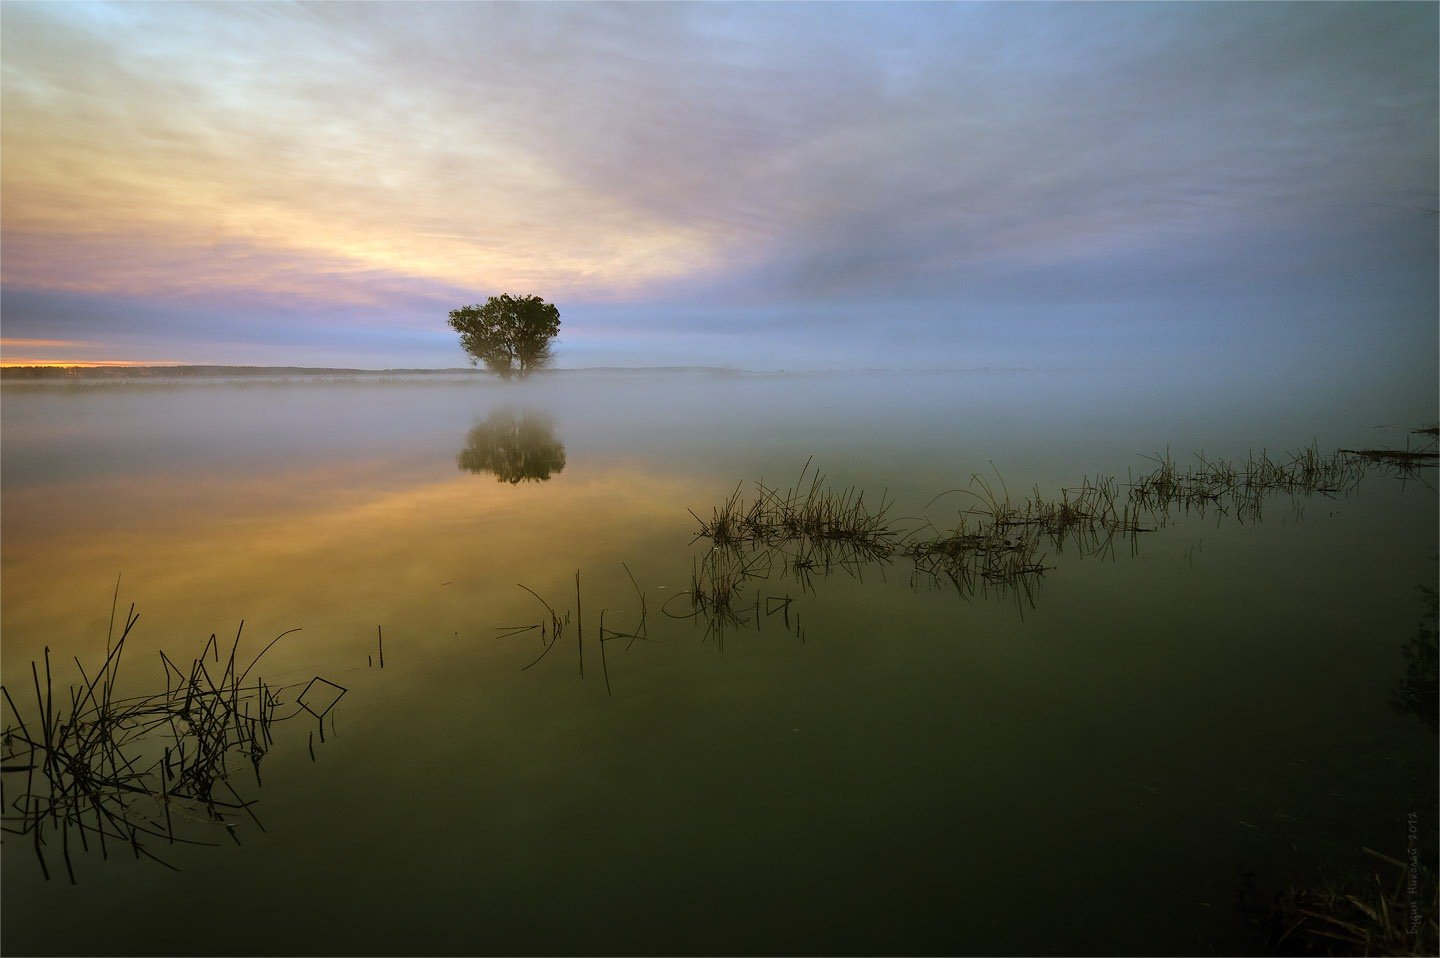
[1,598,341,881]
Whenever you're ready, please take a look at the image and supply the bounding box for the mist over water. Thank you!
[2,369,1435,955]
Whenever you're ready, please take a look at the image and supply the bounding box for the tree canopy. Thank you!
[447,294,560,380]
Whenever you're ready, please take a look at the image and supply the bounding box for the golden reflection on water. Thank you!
[1,459,710,680]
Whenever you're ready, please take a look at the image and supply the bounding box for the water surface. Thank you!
[2,369,1434,955]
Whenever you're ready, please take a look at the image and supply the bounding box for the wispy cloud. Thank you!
[2,3,722,300]
[1,1,1434,372]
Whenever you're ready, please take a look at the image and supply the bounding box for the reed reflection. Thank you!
[457,409,566,484]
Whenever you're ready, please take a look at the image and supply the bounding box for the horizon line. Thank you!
[0,362,1081,377]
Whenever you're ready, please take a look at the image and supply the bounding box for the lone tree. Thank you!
[447,294,560,380]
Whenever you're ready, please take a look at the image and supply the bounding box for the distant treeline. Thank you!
[0,365,482,381]
[1,365,744,381]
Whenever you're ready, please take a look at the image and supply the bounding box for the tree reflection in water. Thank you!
[457,409,566,484]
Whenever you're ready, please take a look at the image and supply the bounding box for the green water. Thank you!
[2,369,1435,955]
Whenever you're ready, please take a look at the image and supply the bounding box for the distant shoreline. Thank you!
[0,364,749,381]
[0,364,1062,383]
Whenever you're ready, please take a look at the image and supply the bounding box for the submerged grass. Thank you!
[0,591,344,881]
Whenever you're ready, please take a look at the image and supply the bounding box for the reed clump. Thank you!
[1,598,343,881]
[692,459,900,563]
[609,430,1434,648]
[904,479,1036,585]
[1264,852,1438,956]
[686,461,904,626]
[903,525,1047,606]
[687,438,1408,613]
[683,549,766,624]
[664,549,762,645]
[516,430,1431,678]
[1015,474,1143,546]
[1340,429,1438,479]
[659,545,807,646]
[1130,442,1367,524]
[899,473,1143,605]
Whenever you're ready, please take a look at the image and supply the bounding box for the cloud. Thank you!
[346,2,1433,304]
[1,3,724,300]
[0,1,1433,371]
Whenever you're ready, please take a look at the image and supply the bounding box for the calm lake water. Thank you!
[2,369,1435,956]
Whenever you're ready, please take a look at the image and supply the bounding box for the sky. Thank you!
[1,1,1436,379]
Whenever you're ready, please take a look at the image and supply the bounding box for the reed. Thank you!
[1341,429,1439,482]
[0,594,342,881]
[596,563,655,695]
[509,432,1429,680]
[899,467,1149,608]
[687,437,1408,613]
[692,459,901,562]
[1130,442,1369,525]
[1264,850,1438,956]
[664,549,766,647]
[508,566,653,692]
[512,583,571,672]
